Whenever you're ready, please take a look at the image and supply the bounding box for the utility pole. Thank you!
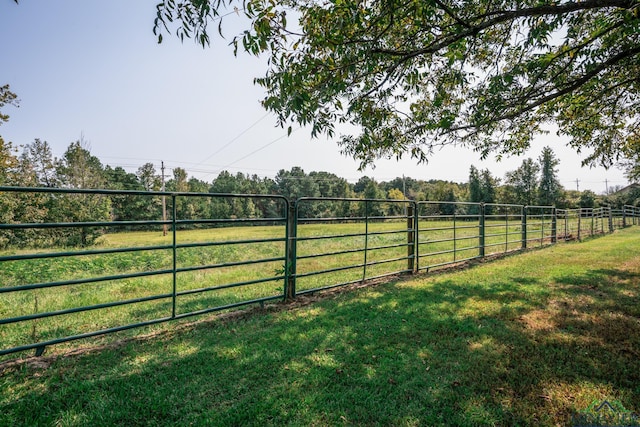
[575,178,580,192]
[605,179,609,194]
[161,161,167,236]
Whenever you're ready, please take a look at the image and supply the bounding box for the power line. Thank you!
[200,127,301,180]
[90,112,271,172]
[223,127,301,168]
[94,113,273,178]
[96,155,164,164]
[192,112,271,168]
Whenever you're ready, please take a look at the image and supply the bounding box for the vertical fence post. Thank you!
[285,201,297,300]
[551,207,557,244]
[453,210,457,262]
[171,194,177,319]
[540,207,545,245]
[407,204,415,273]
[504,205,509,252]
[577,210,582,241]
[414,202,420,271]
[608,207,613,233]
[479,203,485,258]
[623,207,627,228]
[521,206,527,250]
[362,200,369,282]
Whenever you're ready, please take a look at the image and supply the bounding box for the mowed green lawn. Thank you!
[1,226,639,426]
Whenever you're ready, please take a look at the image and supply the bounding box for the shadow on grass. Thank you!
[3,261,640,427]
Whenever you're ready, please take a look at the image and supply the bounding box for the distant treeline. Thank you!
[1,138,638,248]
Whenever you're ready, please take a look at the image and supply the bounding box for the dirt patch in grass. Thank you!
[520,308,558,331]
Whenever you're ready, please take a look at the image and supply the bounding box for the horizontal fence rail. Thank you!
[0,185,637,359]
[0,187,289,358]
[292,197,416,296]
[417,201,483,271]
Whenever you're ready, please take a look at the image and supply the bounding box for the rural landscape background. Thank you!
[3,0,640,426]
[1,137,637,251]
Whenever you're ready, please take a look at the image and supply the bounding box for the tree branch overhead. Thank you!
[153,0,640,169]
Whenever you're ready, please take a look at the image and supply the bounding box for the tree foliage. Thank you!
[0,84,19,127]
[467,165,498,213]
[538,146,563,205]
[480,169,498,206]
[0,137,19,246]
[137,162,161,191]
[603,184,640,207]
[468,166,483,203]
[51,141,111,246]
[154,0,640,168]
[0,133,602,249]
[20,139,57,187]
[579,189,597,208]
[504,158,540,206]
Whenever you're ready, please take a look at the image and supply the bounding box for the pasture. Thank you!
[1,215,559,358]
[1,226,639,426]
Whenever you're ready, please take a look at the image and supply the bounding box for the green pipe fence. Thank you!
[0,187,289,358]
[292,197,415,295]
[0,185,638,359]
[523,206,556,247]
[481,203,526,254]
[416,201,482,271]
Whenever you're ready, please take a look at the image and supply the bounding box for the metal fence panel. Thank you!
[1,185,638,358]
[0,187,288,357]
[293,198,416,295]
[416,201,482,271]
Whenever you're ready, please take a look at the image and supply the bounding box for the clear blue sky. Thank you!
[0,0,628,193]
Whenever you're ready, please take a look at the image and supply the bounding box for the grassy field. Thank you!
[0,218,560,357]
[0,215,603,359]
[1,226,639,426]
